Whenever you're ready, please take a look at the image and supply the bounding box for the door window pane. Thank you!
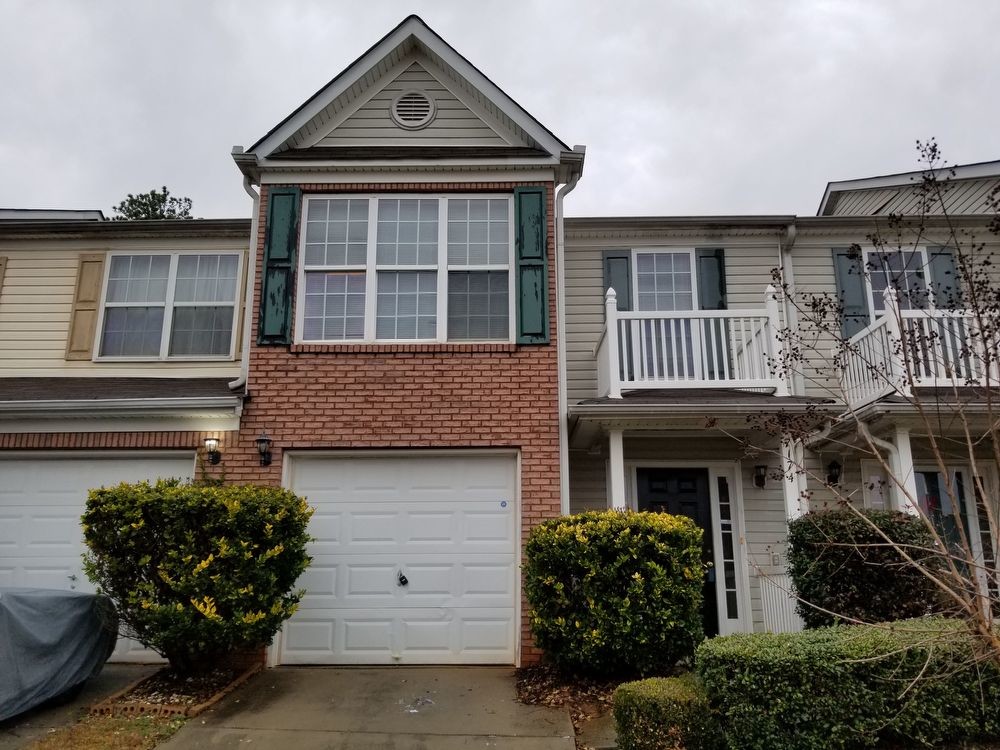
[635,252,693,312]
[868,250,928,313]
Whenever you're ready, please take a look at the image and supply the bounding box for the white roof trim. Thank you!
[818,159,1000,215]
[249,16,567,159]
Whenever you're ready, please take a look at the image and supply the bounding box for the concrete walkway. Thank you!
[161,666,575,749]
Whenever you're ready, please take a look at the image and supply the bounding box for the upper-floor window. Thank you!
[866,249,929,315]
[298,195,513,343]
[633,250,696,311]
[97,252,241,359]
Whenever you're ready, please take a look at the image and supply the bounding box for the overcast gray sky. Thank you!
[2,0,997,220]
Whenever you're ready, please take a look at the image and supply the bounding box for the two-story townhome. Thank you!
[2,14,997,668]
[0,211,251,660]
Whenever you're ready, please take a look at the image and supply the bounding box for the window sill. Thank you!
[289,342,519,354]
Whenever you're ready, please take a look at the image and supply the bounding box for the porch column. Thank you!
[782,436,805,519]
[892,426,919,515]
[608,429,628,510]
[765,285,790,396]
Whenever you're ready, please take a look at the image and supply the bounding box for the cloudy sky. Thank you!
[2,1,997,220]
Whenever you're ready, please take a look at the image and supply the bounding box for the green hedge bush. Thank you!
[83,480,313,673]
[695,618,1000,749]
[787,509,942,627]
[523,510,704,675]
[613,674,724,750]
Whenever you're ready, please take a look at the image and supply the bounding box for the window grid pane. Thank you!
[376,199,438,266]
[868,250,928,312]
[636,252,693,312]
[447,198,509,266]
[302,272,366,341]
[376,271,437,339]
[447,271,509,340]
[169,306,234,356]
[100,307,165,357]
[174,254,239,303]
[304,199,369,267]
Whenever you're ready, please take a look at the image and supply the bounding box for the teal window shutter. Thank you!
[928,246,960,308]
[832,247,870,339]
[696,248,727,310]
[514,187,548,344]
[258,187,301,345]
[602,250,632,311]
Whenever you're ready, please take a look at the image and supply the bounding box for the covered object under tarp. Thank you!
[0,588,118,721]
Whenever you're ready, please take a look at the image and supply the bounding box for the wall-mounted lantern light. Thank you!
[203,437,221,465]
[255,432,273,466]
[753,465,768,489]
[826,460,843,486]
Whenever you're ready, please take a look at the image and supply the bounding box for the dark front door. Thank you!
[636,467,718,637]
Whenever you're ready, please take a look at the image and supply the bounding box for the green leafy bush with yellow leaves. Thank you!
[614,674,724,750]
[523,510,704,675]
[82,480,312,673]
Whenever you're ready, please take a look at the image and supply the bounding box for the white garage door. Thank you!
[0,454,195,662]
[282,453,518,665]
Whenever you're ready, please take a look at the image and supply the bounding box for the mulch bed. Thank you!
[515,663,622,734]
[90,663,260,718]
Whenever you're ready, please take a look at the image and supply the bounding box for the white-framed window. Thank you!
[865,248,930,317]
[632,249,697,312]
[297,194,514,343]
[96,251,242,360]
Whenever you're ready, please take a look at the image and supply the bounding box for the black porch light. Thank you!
[255,432,273,466]
[826,460,843,486]
[203,437,221,465]
[753,465,768,489]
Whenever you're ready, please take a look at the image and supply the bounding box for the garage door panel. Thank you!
[284,454,517,665]
[0,455,194,664]
[280,607,515,665]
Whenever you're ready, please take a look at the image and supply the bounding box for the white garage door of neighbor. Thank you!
[0,454,195,662]
[282,454,518,665]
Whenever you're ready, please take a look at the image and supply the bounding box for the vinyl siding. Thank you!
[568,435,788,633]
[564,227,785,402]
[317,61,511,147]
[0,239,246,378]
[824,177,1000,217]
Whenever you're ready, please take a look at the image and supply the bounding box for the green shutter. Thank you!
[257,188,301,346]
[832,247,870,339]
[928,246,960,308]
[514,187,548,344]
[602,250,632,311]
[696,248,727,310]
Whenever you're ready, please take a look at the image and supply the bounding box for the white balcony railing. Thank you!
[840,288,998,409]
[595,286,788,398]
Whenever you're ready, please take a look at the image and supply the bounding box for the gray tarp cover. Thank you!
[0,588,118,721]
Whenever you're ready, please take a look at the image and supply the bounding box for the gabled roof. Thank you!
[242,15,569,164]
[818,159,1000,216]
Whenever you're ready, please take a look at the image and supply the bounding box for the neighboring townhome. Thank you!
[0,210,250,660]
[226,16,584,667]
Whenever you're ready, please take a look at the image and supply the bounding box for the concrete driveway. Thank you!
[161,666,575,749]
[0,663,159,750]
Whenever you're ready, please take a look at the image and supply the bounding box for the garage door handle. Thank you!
[397,571,409,587]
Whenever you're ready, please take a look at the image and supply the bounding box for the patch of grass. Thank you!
[25,715,185,750]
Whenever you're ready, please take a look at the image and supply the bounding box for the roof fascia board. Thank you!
[249,16,568,160]
[0,396,243,414]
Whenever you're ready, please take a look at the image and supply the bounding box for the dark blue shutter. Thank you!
[602,250,632,311]
[514,187,548,344]
[696,248,727,310]
[832,247,870,339]
[257,188,301,345]
[928,246,960,308]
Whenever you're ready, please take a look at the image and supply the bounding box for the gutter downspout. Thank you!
[229,176,261,391]
[556,148,585,516]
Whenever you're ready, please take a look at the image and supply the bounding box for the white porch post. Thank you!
[765,285,790,396]
[608,429,628,510]
[605,289,622,399]
[883,287,912,398]
[782,436,805,519]
[891,426,919,514]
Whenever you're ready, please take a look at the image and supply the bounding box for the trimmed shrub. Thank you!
[695,618,1000,750]
[82,480,313,673]
[787,508,942,627]
[613,674,724,750]
[523,510,704,675]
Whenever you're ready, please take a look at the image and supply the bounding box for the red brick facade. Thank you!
[225,181,562,664]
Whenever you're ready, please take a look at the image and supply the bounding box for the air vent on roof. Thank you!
[391,90,436,130]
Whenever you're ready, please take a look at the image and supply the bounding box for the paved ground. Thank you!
[161,666,575,749]
[0,663,159,750]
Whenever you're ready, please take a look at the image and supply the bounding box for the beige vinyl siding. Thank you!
[564,228,785,403]
[825,177,1000,217]
[317,62,510,147]
[568,436,788,633]
[0,239,246,378]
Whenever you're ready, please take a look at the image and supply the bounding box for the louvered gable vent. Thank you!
[391,90,435,129]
